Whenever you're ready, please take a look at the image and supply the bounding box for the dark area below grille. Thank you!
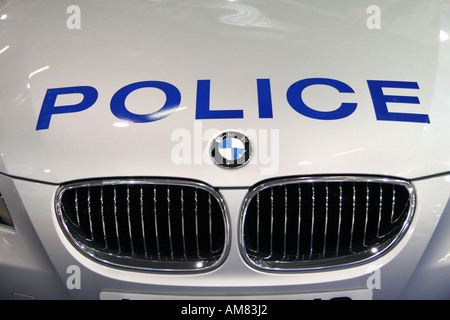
[57,180,228,271]
[241,178,414,270]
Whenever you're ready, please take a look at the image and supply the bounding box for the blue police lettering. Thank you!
[367,80,430,124]
[257,78,273,119]
[36,86,98,130]
[36,78,430,130]
[287,78,357,120]
[110,81,181,123]
[195,80,244,119]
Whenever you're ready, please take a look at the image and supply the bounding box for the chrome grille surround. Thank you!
[239,176,415,272]
[0,192,14,228]
[56,179,230,273]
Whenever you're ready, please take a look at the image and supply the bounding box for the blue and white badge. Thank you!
[210,131,253,169]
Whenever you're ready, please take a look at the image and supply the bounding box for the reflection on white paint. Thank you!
[0,45,9,55]
[29,66,50,79]
[333,148,365,157]
[220,2,290,31]
[113,122,130,128]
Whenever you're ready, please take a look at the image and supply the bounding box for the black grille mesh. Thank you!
[241,178,414,270]
[57,180,228,271]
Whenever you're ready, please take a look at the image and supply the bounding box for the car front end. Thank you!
[0,0,449,300]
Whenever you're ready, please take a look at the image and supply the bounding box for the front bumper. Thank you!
[0,172,449,300]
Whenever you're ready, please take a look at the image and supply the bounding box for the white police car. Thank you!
[0,0,449,300]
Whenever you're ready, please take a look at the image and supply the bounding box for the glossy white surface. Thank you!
[0,0,449,186]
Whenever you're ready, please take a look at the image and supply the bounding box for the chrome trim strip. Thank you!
[166,186,173,259]
[100,186,107,249]
[256,192,260,252]
[309,183,315,255]
[238,176,415,273]
[153,185,160,258]
[336,183,342,252]
[55,178,230,273]
[377,183,383,238]
[270,188,274,258]
[283,185,288,258]
[181,187,187,259]
[140,185,147,256]
[363,183,369,246]
[113,186,121,252]
[350,182,356,251]
[208,193,213,254]
[87,187,93,240]
[127,185,134,255]
[194,188,200,258]
[323,182,329,255]
[391,187,396,223]
[296,184,301,257]
[74,189,80,226]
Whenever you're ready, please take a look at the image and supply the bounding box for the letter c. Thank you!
[287,78,357,120]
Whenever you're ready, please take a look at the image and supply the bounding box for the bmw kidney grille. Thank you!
[56,179,230,272]
[240,177,415,271]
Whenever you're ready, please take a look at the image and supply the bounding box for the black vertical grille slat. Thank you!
[241,177,414,271]
[57,180,229,272]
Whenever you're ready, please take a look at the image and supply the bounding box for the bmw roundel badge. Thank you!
[210,131,253,169]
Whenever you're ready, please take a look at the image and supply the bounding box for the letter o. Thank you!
[110,81,181,123]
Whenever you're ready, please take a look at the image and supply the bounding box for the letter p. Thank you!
[36,86,98,130]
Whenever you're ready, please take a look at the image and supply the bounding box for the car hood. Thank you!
[1,0,449,187]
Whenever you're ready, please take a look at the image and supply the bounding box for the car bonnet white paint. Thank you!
[0,0,449,187]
